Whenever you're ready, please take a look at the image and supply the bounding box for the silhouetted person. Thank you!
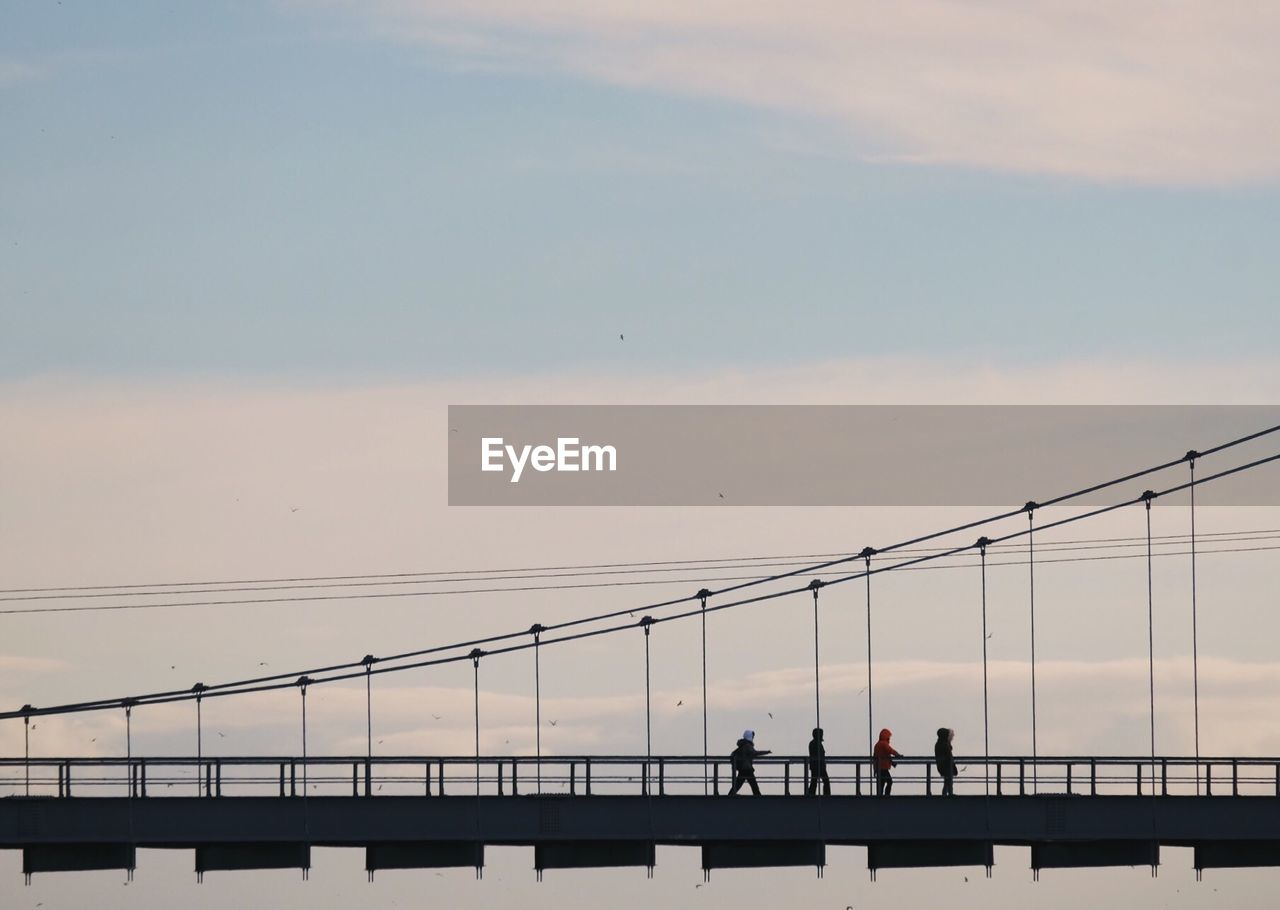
[873,728,900,796]
[806,727,831,796]
[729,729,771,795]
[935,727,957,796]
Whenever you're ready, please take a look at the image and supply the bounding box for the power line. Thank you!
[4,528,1276,603]
[2,538,1277,618]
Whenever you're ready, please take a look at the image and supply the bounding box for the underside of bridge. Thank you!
[6,794,1280,879]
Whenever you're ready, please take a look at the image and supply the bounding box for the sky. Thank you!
[2,2,1280,908]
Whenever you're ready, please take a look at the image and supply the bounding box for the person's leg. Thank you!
[747,773,761,796]
[729,772,743,795]
[876,771,885,796]
[821,772,831,796]
[941,774,952,796]
[884,772,893,796]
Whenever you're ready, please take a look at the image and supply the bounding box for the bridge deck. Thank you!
[6,755,1280,877]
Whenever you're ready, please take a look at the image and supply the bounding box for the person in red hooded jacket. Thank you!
[873,728,900,796]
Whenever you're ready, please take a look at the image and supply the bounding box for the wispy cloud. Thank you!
[0,59,40,88]
[312,0,1280,185]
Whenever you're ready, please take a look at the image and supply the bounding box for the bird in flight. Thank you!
[290,507,300,513]
[378,739,384,745]
[767,712,773,719]
[676,700,684,707]
[549,720,558,727]
[619,333,624,341]
[432,714,442,720]
[217,732,225,738]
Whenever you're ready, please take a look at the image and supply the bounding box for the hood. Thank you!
[936,727,950,739]
[736,738,750,748]
[878,728,892,742]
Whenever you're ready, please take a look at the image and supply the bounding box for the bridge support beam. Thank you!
[195,843,310,881]
[535,840,654,877]
[1031,840,1158,872]
[366,841,483,877]
[866,840,992,876]
[1194,841,1280,872]
[22,844,135,880]
[701,840,824,874]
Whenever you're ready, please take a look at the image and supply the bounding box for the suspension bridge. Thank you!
[4,426,1280,883]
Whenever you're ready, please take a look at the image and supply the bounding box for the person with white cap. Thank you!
[728,729,772,795]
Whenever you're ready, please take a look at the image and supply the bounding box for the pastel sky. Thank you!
[3,3,1280,908]
[2,1,1279,379]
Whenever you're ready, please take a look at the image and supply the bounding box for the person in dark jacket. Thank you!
[806,727,831,796]
[729,729,771,795]
[934,727,957,796]
[873,728,900,796]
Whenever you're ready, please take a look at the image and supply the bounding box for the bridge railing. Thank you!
[3,755,1277,799]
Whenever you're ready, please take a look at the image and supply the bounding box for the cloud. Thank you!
[314,0,1280,185]
[0,59,40,88]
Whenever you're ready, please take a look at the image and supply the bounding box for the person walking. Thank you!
[934,727,957,796]
[729,729,771,795]
[873,728,900,796]
[806,727,831,796]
